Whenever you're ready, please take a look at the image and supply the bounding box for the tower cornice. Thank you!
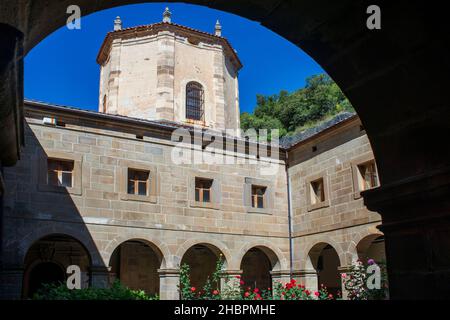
[96,22,242,71]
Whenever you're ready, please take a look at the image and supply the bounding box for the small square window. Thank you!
[357,161,379,191]
[128,169,150,196]
[251,185,267,209]
[47,159,74,188]
[195,178,213,203]
[310,178,325,205]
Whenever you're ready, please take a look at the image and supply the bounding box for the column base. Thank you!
[158,268,180,300]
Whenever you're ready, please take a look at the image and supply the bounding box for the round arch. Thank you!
[304,242,342,296]
[239,245,282,292]
[356,234,386,264]
[22,234,92,298]
[19,227,99,266]
[179,242,228,291]
[108,239,164,296]
[235,241,288,271]
[103,235,171,269]
[175,238,231,268]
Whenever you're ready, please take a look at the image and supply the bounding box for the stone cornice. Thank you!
[96,22,243,71]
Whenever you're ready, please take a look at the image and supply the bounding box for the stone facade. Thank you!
[287,116,384,294]
[0,101,290,299]
[0,16,385,299]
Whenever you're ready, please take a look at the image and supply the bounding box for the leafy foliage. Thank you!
[342,259,389,300]
[240,74,354,137]
[179,256,225,300]
[179,257,338,301]
[33,280,158,300]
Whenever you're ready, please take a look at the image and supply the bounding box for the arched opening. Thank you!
[180,244,224,290]
[185,81,204,121]
[109,240,163,295]
[357,235,386,264]
[240,247,279,292]
[306,243,341,296]
[23,234,91,298]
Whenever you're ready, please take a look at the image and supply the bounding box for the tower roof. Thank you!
[97,20,242,70]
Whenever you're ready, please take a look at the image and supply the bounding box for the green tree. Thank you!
[241,74,354,137]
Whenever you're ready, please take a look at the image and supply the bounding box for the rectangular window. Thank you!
[47,159,74,188]
[195,178,213,203]
[310,178,325,205]
[251,185,267,209]
[128,169,150,196]
[357,161,379,191]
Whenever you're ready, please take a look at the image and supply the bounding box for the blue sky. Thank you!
[24,2,324,114]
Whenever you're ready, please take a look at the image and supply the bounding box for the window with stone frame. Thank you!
[47,159,74,188]
[186,82,204,121]
[251,185,267,209]
[357,160,379,191]
[127,169,150,196]
[195,178,213,203]
[310,178,326,205]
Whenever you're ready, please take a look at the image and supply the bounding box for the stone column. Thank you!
[364,170,450,299]
[270,270,291,295]
[292,270,318,293]
[0,266,24,299]
[219,270,242,299]
[90,266,110,289]
[158,268,180,300]
[338,266,352,300]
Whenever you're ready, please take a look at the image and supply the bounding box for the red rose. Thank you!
[244,292,250,298]
[191,287,196,292]
[314,291,320,297]
[305,290,310,296]
[235,275,241,279]
[240,280,245,285]
[254,288,259,293]
[213,290,219,295]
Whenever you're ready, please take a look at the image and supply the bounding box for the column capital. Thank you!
[219,270,243,276]
[158,268,180,277]
[338,266,353,273]
[291,269,318,277]
[270,270,291,278]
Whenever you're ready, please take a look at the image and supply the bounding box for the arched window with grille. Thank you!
[186,82,204,121]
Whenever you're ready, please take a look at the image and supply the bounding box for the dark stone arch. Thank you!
[180,243,225,291]
[22,234,92,298]
[0,0,449,299]
[307,242,341,296]
[108,239,164,296]
[357,235,386,264]
[240,246,280,292]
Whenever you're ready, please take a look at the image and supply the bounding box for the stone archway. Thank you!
[305,242,342,296]
[240,246,280,292]
[357,235,386,265]
[180,244,226,291]
[22,234,92,298]
[1,1,450,299]
[108,239,164,296]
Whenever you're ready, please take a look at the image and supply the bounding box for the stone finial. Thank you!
[114,16,122,31]
[215,19,222,37]
[163,7,172,23]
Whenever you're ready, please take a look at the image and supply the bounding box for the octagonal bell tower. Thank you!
[97,8,243,130]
